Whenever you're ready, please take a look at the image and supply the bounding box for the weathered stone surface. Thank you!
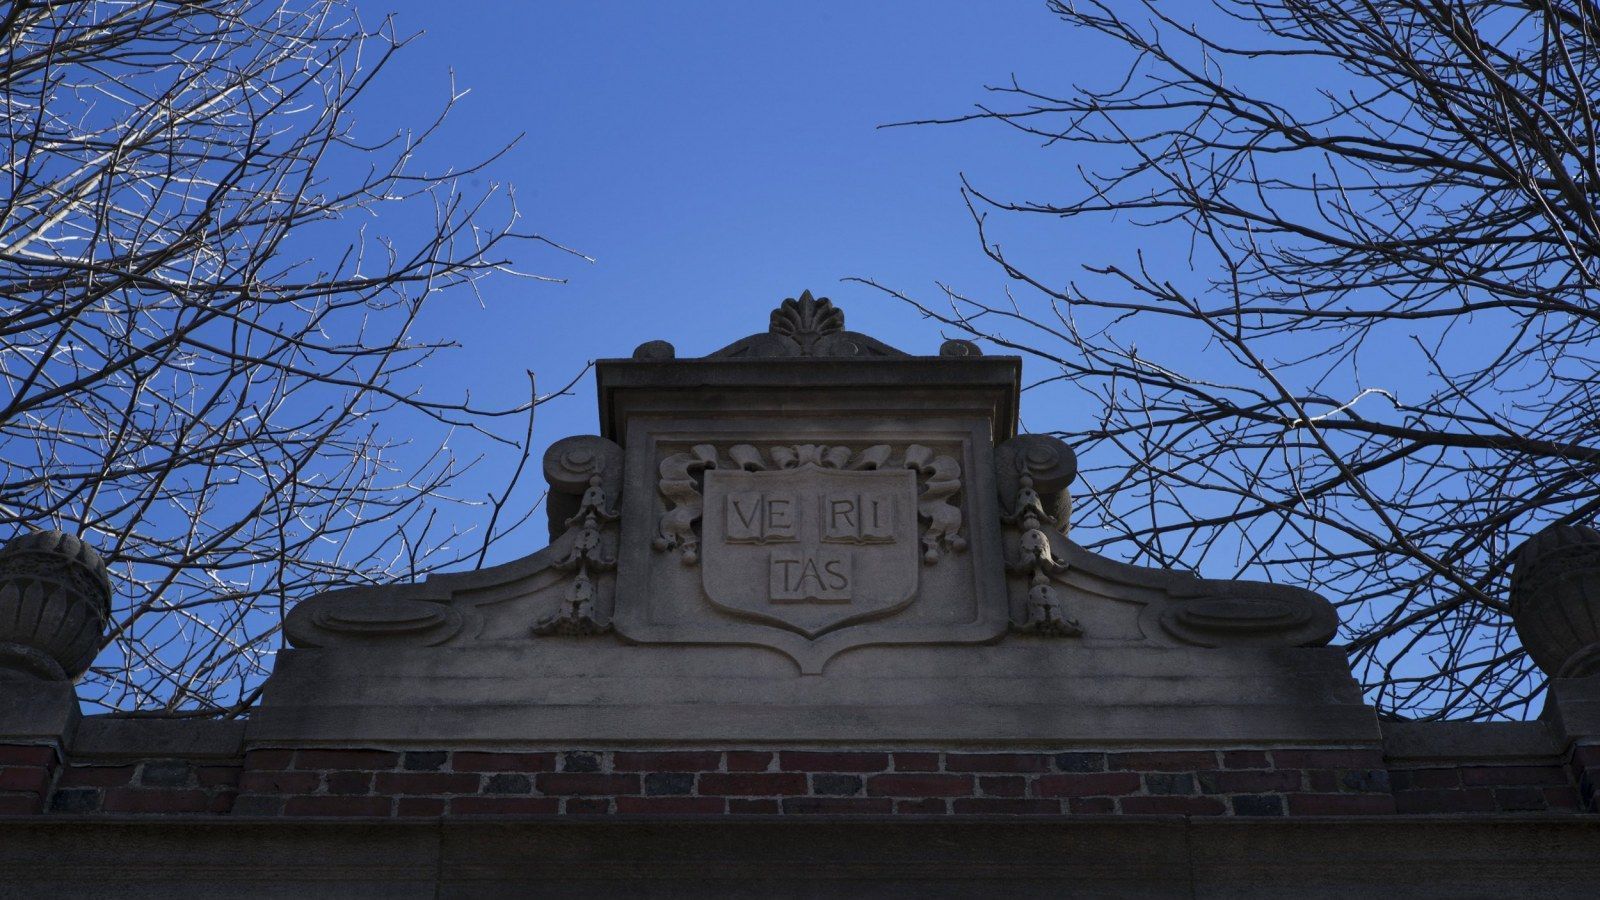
[0,530,110,681]
[1511,524,1600,677]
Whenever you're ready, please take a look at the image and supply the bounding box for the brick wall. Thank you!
[0,745,57,814]
[48,756,240,815]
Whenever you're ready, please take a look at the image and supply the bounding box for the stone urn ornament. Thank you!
[1509,524,1600,678]
[0,530,111,681]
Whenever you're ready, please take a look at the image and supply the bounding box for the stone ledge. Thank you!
[3,816,1596,897]
[1381,720,1560,763]
[70,717,246,761]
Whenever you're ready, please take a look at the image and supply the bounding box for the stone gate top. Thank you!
[247,290,1359,747]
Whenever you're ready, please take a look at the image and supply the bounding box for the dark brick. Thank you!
[866,774,973,797]
[1305,770,1339,792]
[979,776,1026,797]
[238,771,319,794]
[1198,770,1302,794]
[48,788,101,814]
[563,798,611,815]
[374,772,481,795]
[613,751,721,772]
[783,797,894,814]
[56,765,136,788]
[616,796,725,814]
[230,794,283,816]
[1393,788,1497,814]
[1144,773,1195,795]
[1035,772,1141,798]
[1222,750,1270,769]
[452,752,556,773]
[1388,767,1459,790]
[452,796,559,815]
[196,766,241,788]
[727,798,780,814]
[560,751,602,773]
[895,798,948,814]
[811,774,863,796]
[0,767,49,792]
[1108,751,1217,771]
[209,790,238,814]
[1459,765,1568,787]
[102,788,213,814]
[397,797,446,816]
[1271,749,1382,769]
[697,773,806,796]
[403,751,448,772]
[1544,786,1582,809]
[294,749,398,771]
[139,759,191,788]
[944,753,1050,773]
[281,795,392,817]
[1120,796,1227,815]
[242,749,295,771]
[779,751,889,772]
[0,746,55,767]
[1068,797,1116,814]
[952,798,1060,814]
[644,772,696,796]
[1231,795,1286,816]
[324,771,373,795]
[726,752,773,772]
[0,795,41,815]
[1494,787,1549,811]
[536,773,638,795]
[1286,793,1395,815]
[892,752,940,772]
[1340,769,1390,793]
[1053,753,1106,773]
[485,773,533,794]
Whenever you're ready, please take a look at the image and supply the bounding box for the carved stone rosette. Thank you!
[532,435,624,636]
[0,530,112,680]
[652,443,966,567]
[996,435,1082,637]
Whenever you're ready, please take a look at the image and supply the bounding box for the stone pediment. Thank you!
[265,291,1348,745]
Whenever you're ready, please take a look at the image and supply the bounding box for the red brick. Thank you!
[979,775,1026,797]
[725,752,773,772]
[1107,751,1217,771]
[0,767,49,793]
[0,746,55,767]
[611,751,721,772]
[616,796,726,814]
[895,798,949,814]
[293,750,399,771]
[1119,796,1227,815]
[1034,773,1141,798]
[1287,793,1395,815]
[892,752,940,772]
[944,753,1051,773]
[728,798,780,814]
[564,798,612,814]
[952,798,1061,815]
[1459,765,1568,787]
[536,773,639,795]
[697,773,806,796]
[282,795,392,817]
[452,751,556,773]
[1391,767,1460,790]
[242,749,295,771]
[56,765,137,788]
[1068,797,1116,814]
[374,772,481,794]
[238,771,320,794]
[1271,749,1382,769]
[397,797,446,816]
[324,771,373,795]
[1493,787,1549,811]
[1392,789,1496,814]
[1205,770,1302,794]
[1222,750,1270,769]
[451,796,559,815]
[0,794,42,815]
[1305,770,1339,792]
[196,766,242,788]
[1544,787,1582,809]
[102,789,213,814]
[778,751,889,772]
[865,774,973,797]
[208,791,238,814]
[783,797,894,814]
[1570,744,1600,768]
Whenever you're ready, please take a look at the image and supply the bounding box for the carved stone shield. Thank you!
[701,465,919,637]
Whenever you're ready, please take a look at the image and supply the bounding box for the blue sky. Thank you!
[360,1,1161,537]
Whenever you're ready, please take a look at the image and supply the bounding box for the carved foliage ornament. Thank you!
[996,435,1081,637]
[532,435,624,636]
[654,443,966,567]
